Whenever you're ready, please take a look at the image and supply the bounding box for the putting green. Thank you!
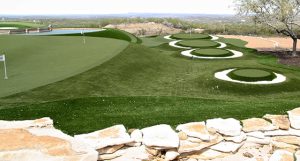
[227,68,277,82]
[192,49,233,57]
[0,35,129,97]
[171,33,210,40]
[176,40,219,48]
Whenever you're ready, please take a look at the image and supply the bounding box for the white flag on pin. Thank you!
[0,55,5,62]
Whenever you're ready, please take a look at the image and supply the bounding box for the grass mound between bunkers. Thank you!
[192,49,233,57]
[176,40,220,48]
[227,68,277,82]
[171,33,210,40]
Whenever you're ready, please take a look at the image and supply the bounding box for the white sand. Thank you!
[169,40,191,49]
[164,35,173,40]
[214,69,286,85]
[210,35,219,41]
[216,41,227,48]
[0,27,18,30]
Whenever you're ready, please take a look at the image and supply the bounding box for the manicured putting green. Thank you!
[176,40,219,48]
[171,33,210,40]
[227,68,277,82]
[0,35,129,97]
[192,49,233,57]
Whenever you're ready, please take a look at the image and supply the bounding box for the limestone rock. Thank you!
[295,151,300,161]
[178,131,188,140]
[165,149,179,161]
[110,145,152,161]
[246,136,271,145]
[242,118,278,132]
[142,124,179,149]
[269,150,294,161]
[206,118,242,136]
[288,107,300,129]
[246,131,266,139]
[74,125,133,150]
[272,136,300,146]
[176,122,211,141]
[210,141,244,153]
[224,132,247,143]
[98,144,124,154]
[263,114,290,130]
[0,128,98,161]
[145,147,160,156]
[0,117,53,129]
[98,151,124,160]
[264,128,300,137]
[178,134,223,153]
[271,141,299,151]
[131,129,142,143]
[185,149,229,160]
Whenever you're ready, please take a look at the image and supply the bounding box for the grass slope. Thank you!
[192,49,233,57]
[0,35,300,134]
[177,40,220,48]
[0,35,129,97]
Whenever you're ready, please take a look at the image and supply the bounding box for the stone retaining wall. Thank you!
[1,107,300,161]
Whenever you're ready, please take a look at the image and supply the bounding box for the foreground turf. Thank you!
[0,35,129,97]
[171,33,210,40]
[192,49,233,57]
[0,35,300,135]
[177,40,220,48]
[0,96,298,135]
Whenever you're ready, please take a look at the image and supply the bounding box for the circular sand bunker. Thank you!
[171,33,211,40]
[214,68,286,84]
[176,40,220,48]
[192,49,233,57]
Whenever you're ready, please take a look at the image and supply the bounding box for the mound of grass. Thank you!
[192,49,233,57]
[56,28,141,43]
[227,68,277,82]
[171,33,210,40]
[176,40,220,48]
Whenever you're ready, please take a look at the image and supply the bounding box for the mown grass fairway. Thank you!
[0,31,300,135]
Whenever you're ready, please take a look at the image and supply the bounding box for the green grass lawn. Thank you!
[0,33,299,135]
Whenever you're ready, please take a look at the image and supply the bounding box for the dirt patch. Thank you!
[105,22,182,36]
[260,50,300,67]
[219,35,300,51]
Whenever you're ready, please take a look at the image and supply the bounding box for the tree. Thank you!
[235,0,300,56]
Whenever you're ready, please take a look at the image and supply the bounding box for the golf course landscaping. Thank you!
[0,30,300,135]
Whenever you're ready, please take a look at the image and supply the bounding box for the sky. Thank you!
[0,0,235,15]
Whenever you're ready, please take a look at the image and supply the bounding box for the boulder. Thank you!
[0,117,53,129]
[206,118,242,136]
[242,118,278,132]
[165,149,179,161]
[176,122,211,141]
[98,144,124,154]
[184,149,229,160]
[130,129,142,143]
[272,136,300,146]
[141,124,179,149]
[263,114,290,130]
[74,125,133,150]
[295,151,300,161]
[269,150,294,161]
[210,141,244,153]
[224,132,247,143]
[110,145,152,161]
[288,107,300,129]
[178,134,223,153]
[0,128,98,161]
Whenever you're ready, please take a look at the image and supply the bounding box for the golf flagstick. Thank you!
[0,54,8,79]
